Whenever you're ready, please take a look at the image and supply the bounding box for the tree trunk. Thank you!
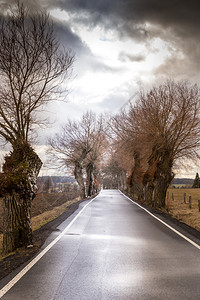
[127,151,143,197]
[74,163,86,199]
[127,170,135,196]
[120,171,126,191]
[153,150,174,208]
[1,142,42,254]
[154,179,169,208]
[3,192,33,253]
[86,162,94,197]
[144,181,154,205]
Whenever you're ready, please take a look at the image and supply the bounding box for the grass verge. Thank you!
[165,188,200,231]
[0,196,80,260]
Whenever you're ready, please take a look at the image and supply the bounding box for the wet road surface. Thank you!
[0,189,200,299]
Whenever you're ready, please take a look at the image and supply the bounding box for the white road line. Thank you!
[0,194,99,298]
[119,190,200,250]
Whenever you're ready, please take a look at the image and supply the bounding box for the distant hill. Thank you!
[37,176,75,185]
[171,178,193,186]
[36,176,76,193]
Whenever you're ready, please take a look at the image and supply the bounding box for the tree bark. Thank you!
[127,170,135,196]
[3,192,33,252]
[86,162,94,197]
[142,154,156,206]
[144,181,154,205]
[127,151,143,197]
[154,179,169,208]
[153,149,174,208]
[1,143,42,254]
[74,163,86,199]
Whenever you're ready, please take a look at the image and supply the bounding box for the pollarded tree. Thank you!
[110,81,200,208]
[110,107,148,199]
[0,2,74,253]
[101,148,130,190]
[85,133,105,196]
[84,115,107,196]
[101,159,122,189]
[133,81,200,207]
[48,112,106,199]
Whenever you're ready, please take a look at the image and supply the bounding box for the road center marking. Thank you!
[0,194,99,298]
[119,190,200,250]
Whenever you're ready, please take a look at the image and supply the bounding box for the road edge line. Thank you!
[119,190,200,250]
[0,193,99,298]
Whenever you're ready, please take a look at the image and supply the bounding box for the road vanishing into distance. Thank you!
[1,190,200,299]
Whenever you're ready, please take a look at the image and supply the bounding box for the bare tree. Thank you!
[49,112,106,199]
[110,81,200,208]
[134,81,200,207]
[0,2,74,253]
[85,117,107,196]
[101,149,129,190]
[110,108,148,198]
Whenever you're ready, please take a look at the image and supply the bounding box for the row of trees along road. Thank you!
[0,3,74,254]
[110,81,200,208]
[1,4,200,256]
[48,111,107,199]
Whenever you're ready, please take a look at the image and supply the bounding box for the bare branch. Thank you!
[0,2,74,146]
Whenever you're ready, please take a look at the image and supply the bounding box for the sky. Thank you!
[0,0,200,177]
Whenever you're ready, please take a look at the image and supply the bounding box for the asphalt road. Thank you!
[1,189,200,299]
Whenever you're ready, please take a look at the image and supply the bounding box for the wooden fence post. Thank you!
[184,193,186,203]
[198,200,200,212]
[189,196,192,209]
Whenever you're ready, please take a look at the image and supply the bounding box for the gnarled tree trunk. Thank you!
[154,150,174,208]
[142,154,157,206]
[3,192,33,252]
[1,142,42,254]
[127,151,144,199]
[154,179,169,208]
[127,171,135,196]
[86,162,94,197]
[143,180,155,205]
[74,162,86,199]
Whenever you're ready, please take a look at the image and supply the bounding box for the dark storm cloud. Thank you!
[1,0,200,81]
[52,20,88,58]
[51,0,200,40]
[0,1,117,78]
[2,1,199,42]
[43,0,200,82]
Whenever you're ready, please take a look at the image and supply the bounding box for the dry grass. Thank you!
[166,188,200,231]
[0,196,80,255]
[1,189,200,258]
[31,197,80,231]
